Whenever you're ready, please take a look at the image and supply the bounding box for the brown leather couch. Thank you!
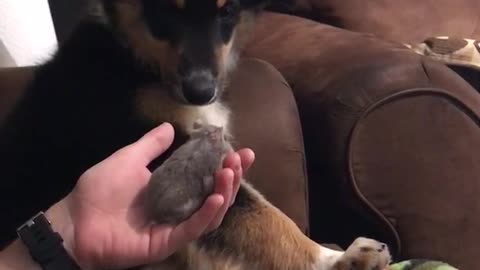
[1,1,479,269]
[245,1,480,269]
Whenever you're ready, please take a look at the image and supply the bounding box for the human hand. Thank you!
[45,123,255,269]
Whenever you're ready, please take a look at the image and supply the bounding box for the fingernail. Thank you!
[154,122,173,134]
[226,168,235,178]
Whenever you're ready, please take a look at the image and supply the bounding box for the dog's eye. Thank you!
[142,0,180,40]
[217,1,239,43]
[218,1,239,20]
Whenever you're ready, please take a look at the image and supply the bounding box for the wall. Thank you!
[0,0,58,67]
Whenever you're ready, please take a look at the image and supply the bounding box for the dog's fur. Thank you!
[0,0,392,269]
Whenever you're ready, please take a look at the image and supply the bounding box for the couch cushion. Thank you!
[268,0,480,43]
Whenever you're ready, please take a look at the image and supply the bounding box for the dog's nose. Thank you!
[181,71,216,105]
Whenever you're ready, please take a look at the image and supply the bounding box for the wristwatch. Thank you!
[16,212,82,270]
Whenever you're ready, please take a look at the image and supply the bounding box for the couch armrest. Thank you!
[0,66,35,124]
[246,12,480,269]
[227,58,309,233]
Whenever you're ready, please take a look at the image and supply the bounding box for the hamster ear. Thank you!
[193,121,203,130]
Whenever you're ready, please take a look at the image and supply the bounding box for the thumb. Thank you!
[130,122,175,165]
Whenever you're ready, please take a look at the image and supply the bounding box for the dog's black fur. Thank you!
[0,0,267,247]
[0,21,151,246]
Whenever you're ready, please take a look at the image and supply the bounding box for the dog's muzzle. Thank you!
[181,70,217,105]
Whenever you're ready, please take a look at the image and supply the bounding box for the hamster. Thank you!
[144,124,233,225]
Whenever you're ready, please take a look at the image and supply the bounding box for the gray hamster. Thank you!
[144,124,233,225]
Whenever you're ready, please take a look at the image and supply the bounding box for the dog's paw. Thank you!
[333,237,391,270]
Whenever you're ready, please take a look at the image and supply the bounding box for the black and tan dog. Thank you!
[0,0,392,269]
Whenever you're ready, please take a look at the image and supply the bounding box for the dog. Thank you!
[0,0,392,269]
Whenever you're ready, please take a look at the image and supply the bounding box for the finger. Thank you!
[237,148,255,172]
[222,153,242,206]
[132,122,175,165]
[161,194,224,253]
[206,168,234,231]
[230,165,241,206]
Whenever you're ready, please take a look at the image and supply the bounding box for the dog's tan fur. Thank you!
[205,183,320,269]
[216,0,227,8]
[144,183,322,270]
[104,1,393,269]
[175,0,186,9]
[216,36,236,78]
[135,85,231,135]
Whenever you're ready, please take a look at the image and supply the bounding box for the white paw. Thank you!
[333,237,391,270]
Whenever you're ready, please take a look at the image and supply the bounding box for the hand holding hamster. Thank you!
[22,123,254,270]
[144,124,234,225]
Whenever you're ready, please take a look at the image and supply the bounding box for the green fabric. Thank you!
[389,259,458,270]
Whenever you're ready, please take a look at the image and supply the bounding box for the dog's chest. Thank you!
[185,103,231,134]
[135,87,231,136]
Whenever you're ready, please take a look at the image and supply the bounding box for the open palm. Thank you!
[61,123,254,269]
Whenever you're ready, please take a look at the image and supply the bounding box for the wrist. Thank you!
[0,196,79,270]
[44,196,76,264]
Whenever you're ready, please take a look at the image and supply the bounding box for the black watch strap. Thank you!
[16,212,81,270]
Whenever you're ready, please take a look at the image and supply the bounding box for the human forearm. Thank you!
[0,198,76,270]
[0,239,42,270]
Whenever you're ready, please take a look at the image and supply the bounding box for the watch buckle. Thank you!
[16,211,49,235]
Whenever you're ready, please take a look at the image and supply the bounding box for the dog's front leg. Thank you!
[195,179,392,270]
[189,181,343,270]
[329,237,392,270]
